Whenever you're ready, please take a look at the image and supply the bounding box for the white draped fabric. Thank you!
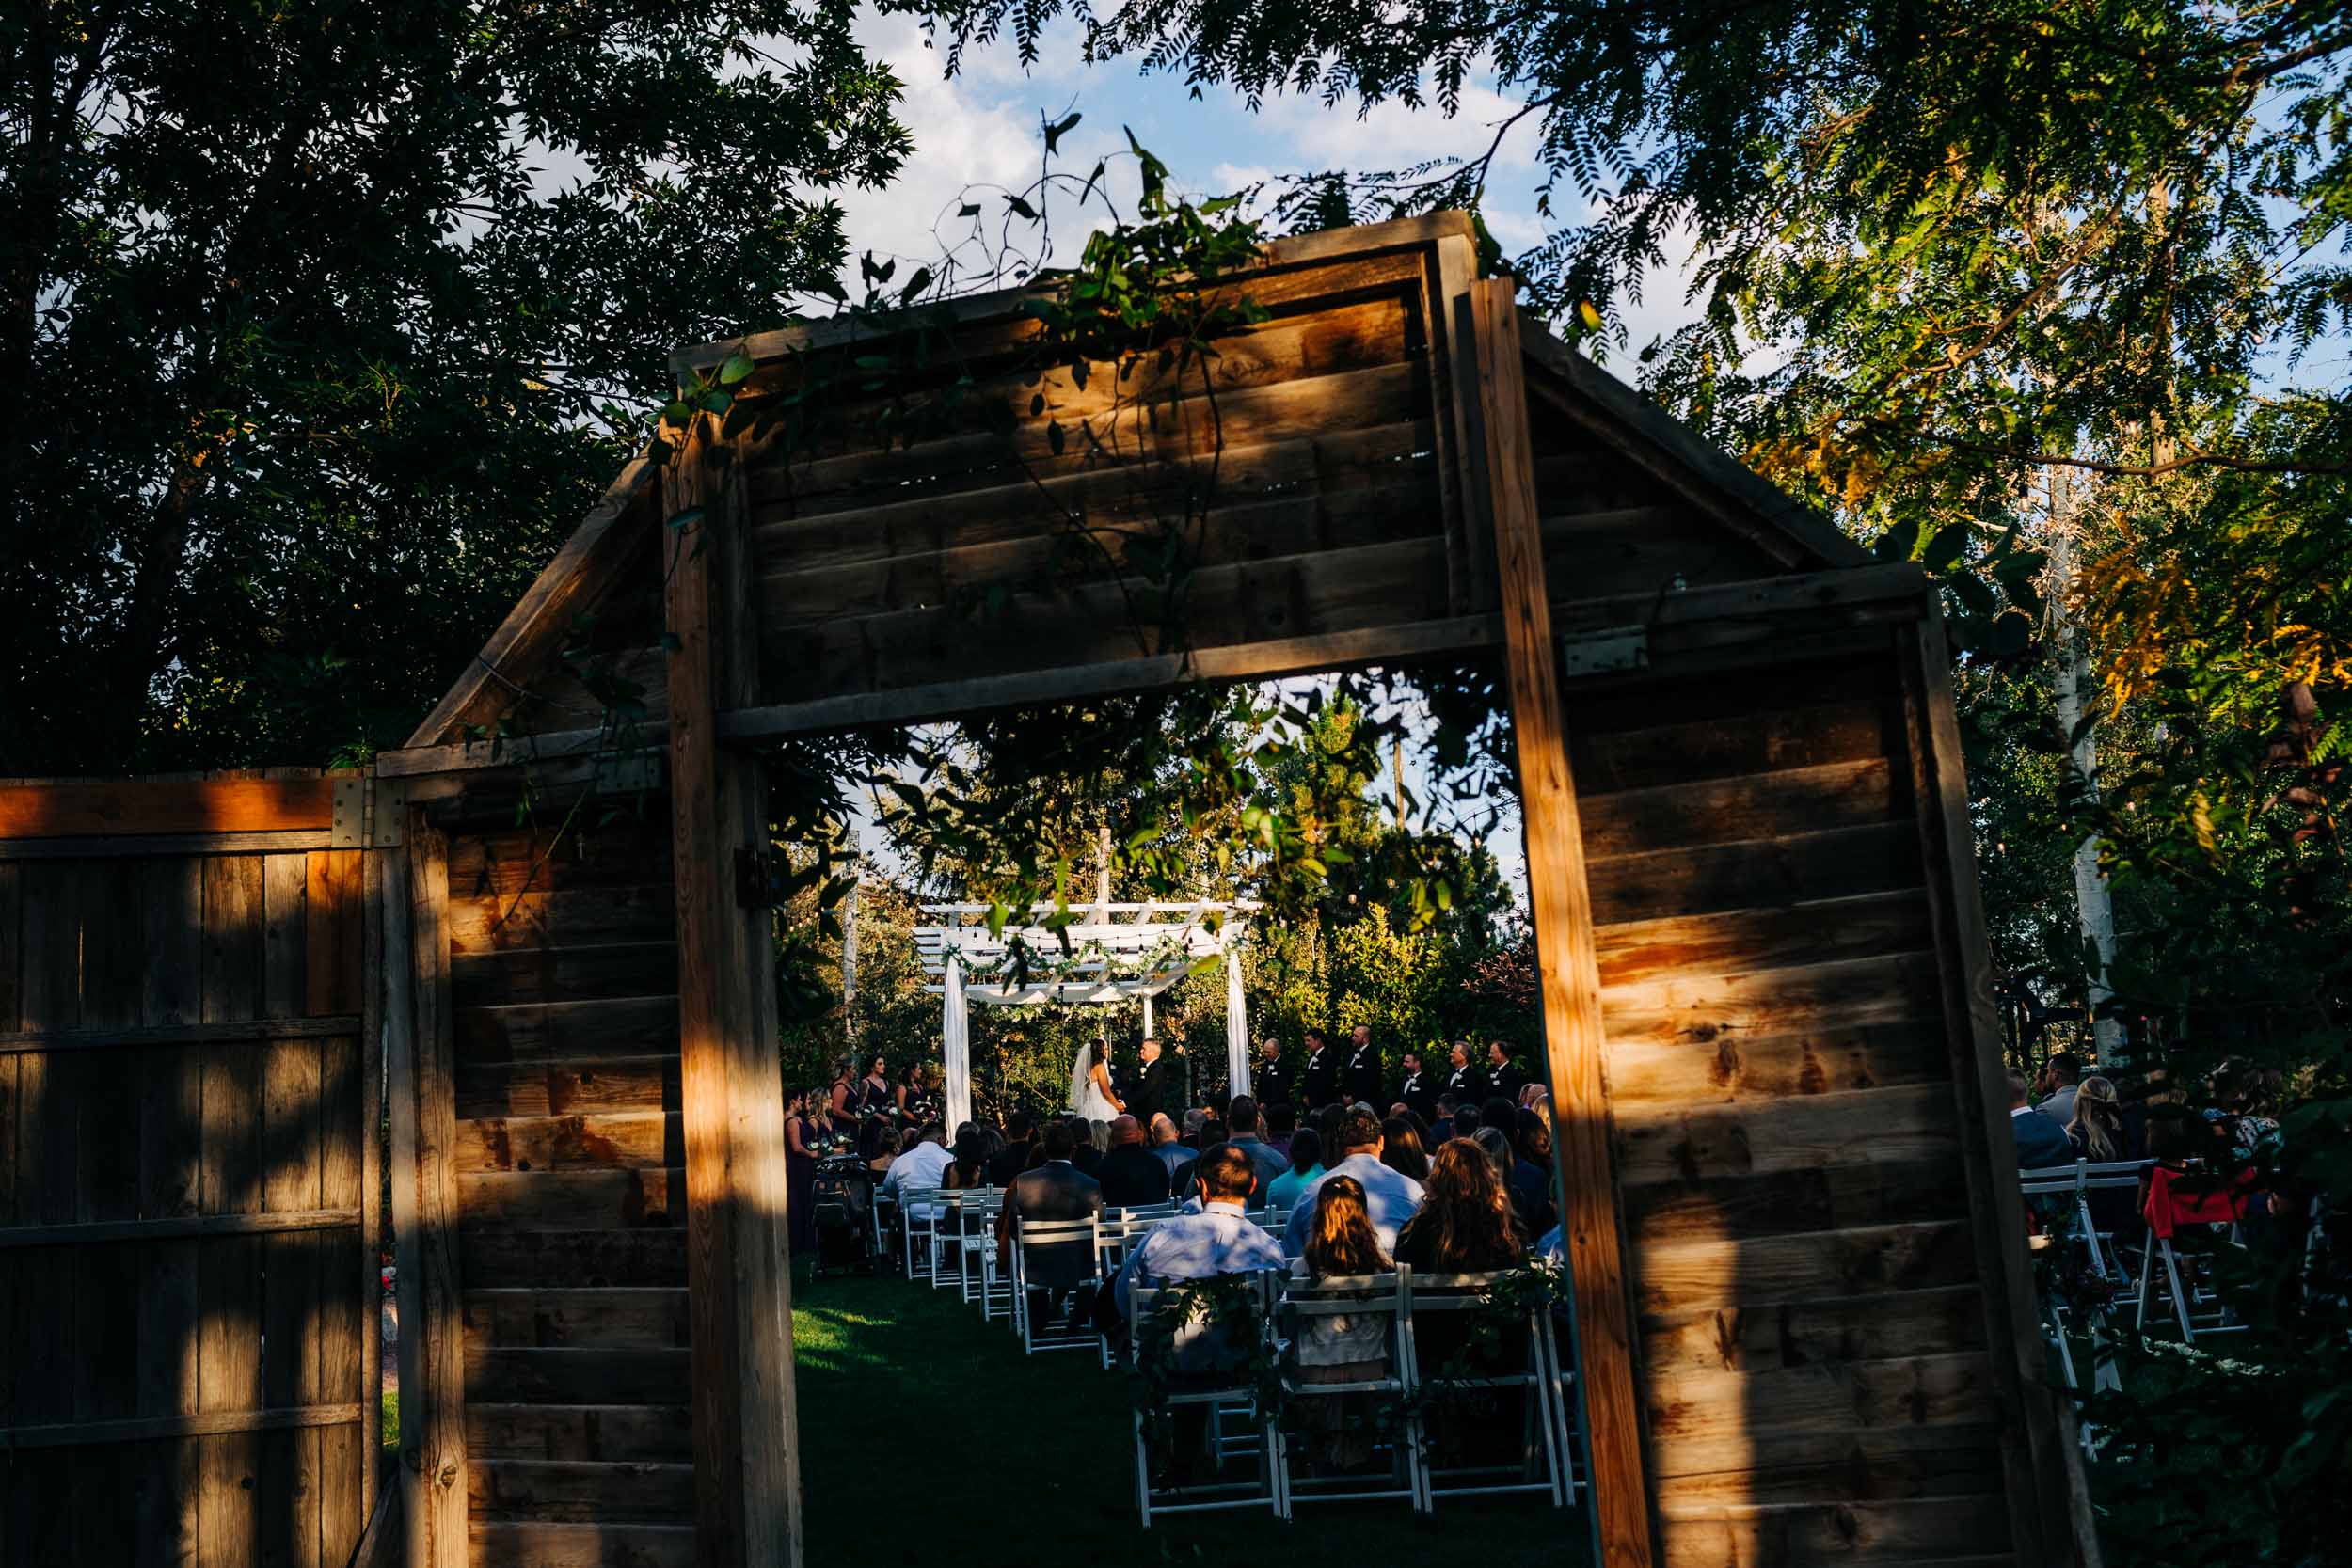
[913,902,1255,1128]
[942,953,971,1133]
[1224,947,1250,1101]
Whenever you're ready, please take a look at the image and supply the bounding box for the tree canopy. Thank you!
[1,0,910,772]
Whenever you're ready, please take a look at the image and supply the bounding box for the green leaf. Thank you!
[1048,420,1065,455]
[717,351,755,387]
[1577,300,1603,331]
[1043,111,1081,153]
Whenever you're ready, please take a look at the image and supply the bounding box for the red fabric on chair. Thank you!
[2142,1163,2251,1240]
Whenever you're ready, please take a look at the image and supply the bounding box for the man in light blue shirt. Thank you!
[1113,1145,1287,1319]
[1281,1108,1424,1258]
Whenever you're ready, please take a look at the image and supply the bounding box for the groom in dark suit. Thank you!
[1129,1037,1180,1128]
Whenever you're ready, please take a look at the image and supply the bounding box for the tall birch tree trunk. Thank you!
[2046,467,2126,1062]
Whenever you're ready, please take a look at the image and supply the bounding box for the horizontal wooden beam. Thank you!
[0,776,338,838]
[0,1402,367,1450]
[0,828,332,861]
[376,731,666,782]
[718,613,1507,743]
[0,1013,362,1056]
[0,1206,362,1249]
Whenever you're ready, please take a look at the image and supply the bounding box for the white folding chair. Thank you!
[896,1186,943,1282]
[949,1188,1004,1308]
[1404,1269,1570,1508]
[2020,1158,2152,1282]
[1275,1271,1419,1514]
[1013,1214,1104,1355]
[1129,1271,1286,1526]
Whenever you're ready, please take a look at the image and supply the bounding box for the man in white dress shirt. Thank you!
[880,1121,954,1214]
[1280,1108,1424,1258]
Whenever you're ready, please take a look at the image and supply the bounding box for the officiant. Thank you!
[1128,1036,1182,1127]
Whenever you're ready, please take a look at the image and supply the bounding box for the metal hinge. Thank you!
[1560,625,1649,678]
[370,779,407,847]
[330,778,366,847]
[595,752,663,795]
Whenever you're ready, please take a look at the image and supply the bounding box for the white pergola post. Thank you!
[1141,992,1154,1040]
[942,950,971,1133]
[1224,942,1250,1101]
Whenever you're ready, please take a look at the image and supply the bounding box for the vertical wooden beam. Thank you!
[665,421,803,1568]
[1467,276,1656,1568]
[1899,609,2105,1568]
[388,822,466,1568]
[1430,230,1501,616]
[358,832,384,1529]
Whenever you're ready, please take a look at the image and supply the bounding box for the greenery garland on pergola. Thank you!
[912,899,1256,1130]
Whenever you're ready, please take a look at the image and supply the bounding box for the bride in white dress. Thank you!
[1067,1037,1123,1120]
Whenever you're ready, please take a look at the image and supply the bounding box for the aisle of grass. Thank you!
[791,1270,1592,1565]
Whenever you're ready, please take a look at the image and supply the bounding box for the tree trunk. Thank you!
[2045,467,2125,1063]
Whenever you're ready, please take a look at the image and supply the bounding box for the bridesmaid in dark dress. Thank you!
[783,1087,819,1260]
[853,1054,894,1117]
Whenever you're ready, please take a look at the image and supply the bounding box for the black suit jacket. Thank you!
[1343,1041,1384,1107]
[1444,1063,1486,1104]
[1096,1145,1171,1209]
[1131,1055,1178,1127]
[1004,1161,1105,1287]
[1256,1057,1295,1108]
[1489,1062,1529,1103]
[1300,1048,1339,1111]
[1398,1070,1437,1122]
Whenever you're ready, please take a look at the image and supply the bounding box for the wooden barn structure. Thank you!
[0,213,2095,1568]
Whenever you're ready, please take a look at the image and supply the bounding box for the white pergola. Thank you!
[912,900,1257,1132]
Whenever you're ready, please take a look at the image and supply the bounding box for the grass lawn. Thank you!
[790,1269,1594,1565]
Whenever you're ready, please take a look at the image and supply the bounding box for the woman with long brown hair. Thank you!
[1292,1176,1394,1469]
[1393,1137,1524,1274]
[1379,1116,1430,1184]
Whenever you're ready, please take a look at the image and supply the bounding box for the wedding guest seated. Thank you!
[941,1123,993,1191]
[1518,1082,1549,1110]
[1147,1114,1191,1177]
[1070,1116,1106,1177]
[1098,1115,1173,1209]
[880,1121,953,1199]
[999,1118,1105,1327]
[1281,1110,1426,1258]
[2008,1070,2074,1167]
[1181,1108,1209,1148]
[1480,1096,1519,1138]
[2069,1074,2146,1236]
[1168,1117,1262,1211]
[1379,1116,1430,1183]
[989,1111,1037,1186]
[1451,1103,1482,1142]
[1289,1175,1394,1470]
[1510,1108,1558,1237]
[1394,1137,1526,1274]
[1267,1127,1324,1210]
[1226,1097,1290,1189]
[1263,1101,1297,1161]
[866,1127,902,1179]
[1112,1144,1287,1323]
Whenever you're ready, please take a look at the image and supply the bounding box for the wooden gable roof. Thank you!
[401,214,1861,757]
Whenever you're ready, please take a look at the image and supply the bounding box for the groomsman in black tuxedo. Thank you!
[1396,1049,1438,1122]
[1299,1028,1338,1111]
[1486,1039,1529,1103]
[1254,1037,1294,1109]
[1443,1037,1486,1103]
[1343,1023,1384,1108]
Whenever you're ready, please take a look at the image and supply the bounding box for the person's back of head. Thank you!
[2047,1052,2081,1086]
[1414,1137,1519,1270]
[873,1128,902,1160]
[1379,1117,1429,1183]
[1006,1110,1036,1143]
[1286,1126,1323,1177]
[1453,1105,1482,1140]
[1513,1106,1552,1166]
[1150,1113,1179,1146]
[1480,1095,1516,1129]
[1265,1101,1296,1138]
[1198,1117,1227,1148]
[2005,1070,2031,1109]
[1336,1108,1384,1161]
[1040,1118,1079,1162]
[2070,1075,2127,1159]
[1228,1096,1260,1135]
[1303,1175,1389,1278]
[920,1120,948,1146]
[951,1125,988,1171]
[1182,1108,1208,1142]
[1314,1103,1344,1146]
[1472,1125,1514,1184]
[1196,1142,1256,1204]
[1109,1113,1143,1148]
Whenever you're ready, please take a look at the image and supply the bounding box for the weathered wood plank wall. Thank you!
[0,769,377,1568]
